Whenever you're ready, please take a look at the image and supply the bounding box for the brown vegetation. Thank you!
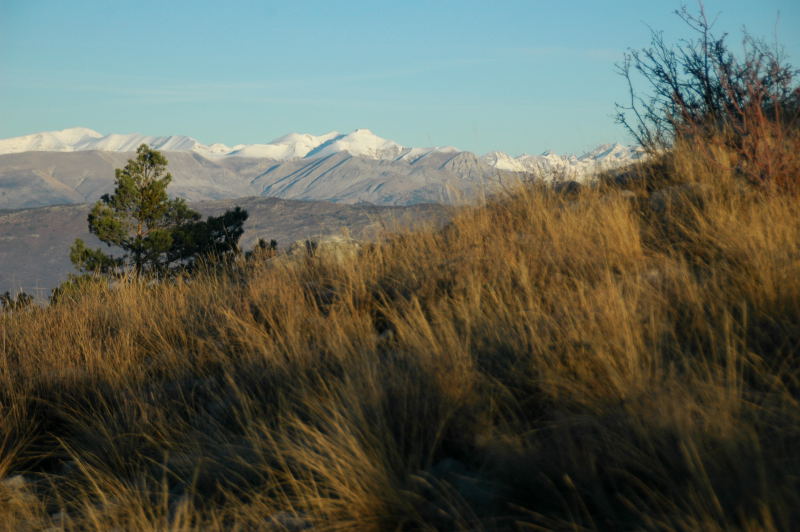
[616,3,800,194]
[1,128,799,530]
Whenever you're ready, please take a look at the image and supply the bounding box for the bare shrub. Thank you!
[616,2,800,192]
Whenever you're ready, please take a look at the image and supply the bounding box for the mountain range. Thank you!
[0,128,645,209]
[0,127,645,295]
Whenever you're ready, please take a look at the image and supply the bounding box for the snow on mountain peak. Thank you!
[227,131,340,160]
[481,151,526,172]
[0,127,644,178]
[475,142,646,179]
[58,127,103,141]
[0,127,103,154]
[309,128,405,160]
[579,143,646,163]
[270,131,340,146]
[77,133,203,153]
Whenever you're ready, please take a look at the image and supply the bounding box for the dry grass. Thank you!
[1,137,799,530]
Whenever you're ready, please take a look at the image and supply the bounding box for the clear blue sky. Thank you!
[1,1,798,155]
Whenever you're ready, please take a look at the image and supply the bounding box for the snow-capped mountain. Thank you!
[0,127,460,162]
[0,127,104,154]
[0,127,644,171]
[0,127,645,210]
[479,144,646,177]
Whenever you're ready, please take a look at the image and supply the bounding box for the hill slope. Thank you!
[0,197,450,296]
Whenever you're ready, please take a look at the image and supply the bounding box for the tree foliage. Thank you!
[70,144,248,279]
[169,206,249,269]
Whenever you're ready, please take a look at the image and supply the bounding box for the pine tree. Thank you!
[169,206,249,269]
[70,144,247,278]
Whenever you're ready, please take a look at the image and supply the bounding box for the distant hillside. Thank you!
[0,197,451,297]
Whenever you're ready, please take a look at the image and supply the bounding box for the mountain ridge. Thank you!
[0,127,645,171]
[0,128,646,210]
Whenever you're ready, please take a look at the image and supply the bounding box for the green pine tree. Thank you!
[169,205,249,270]
[70,144,248,279]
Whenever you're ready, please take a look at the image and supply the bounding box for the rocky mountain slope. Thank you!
[0,128,645,209]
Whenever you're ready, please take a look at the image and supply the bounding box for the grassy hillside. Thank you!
[1,134,798,530]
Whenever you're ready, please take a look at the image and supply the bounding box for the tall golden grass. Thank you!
[1,135,799,530]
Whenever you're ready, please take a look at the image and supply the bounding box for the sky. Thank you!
[1,1,799,156]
